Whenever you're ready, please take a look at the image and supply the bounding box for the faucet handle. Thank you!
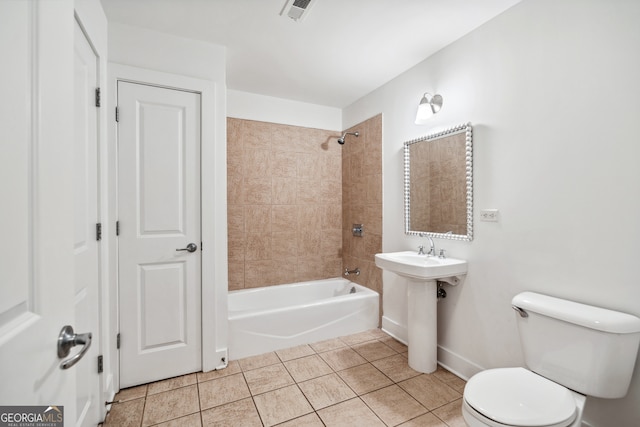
[438,249,447,259]
[417,245,425,255]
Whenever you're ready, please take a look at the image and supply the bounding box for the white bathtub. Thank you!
[228,277,379,360]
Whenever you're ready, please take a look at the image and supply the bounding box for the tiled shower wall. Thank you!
[227,115,383,307]
[341,115,383,299]
[227,118,343,289]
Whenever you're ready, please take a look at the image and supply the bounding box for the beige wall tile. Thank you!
[272,177,297,204]
[272,205,297,232]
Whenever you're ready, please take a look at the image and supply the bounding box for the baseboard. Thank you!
[381,316,407,344]
[436,346,484,381]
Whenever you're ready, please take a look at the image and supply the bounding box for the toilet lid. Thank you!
[464,368,577,427]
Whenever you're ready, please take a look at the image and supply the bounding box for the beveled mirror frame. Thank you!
[404,122,473,241]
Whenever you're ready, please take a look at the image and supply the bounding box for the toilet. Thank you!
[462,292,640,427]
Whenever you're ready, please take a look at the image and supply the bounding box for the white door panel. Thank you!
[73,19,101,427]
[0,0,76,417]
[118,82,202,387]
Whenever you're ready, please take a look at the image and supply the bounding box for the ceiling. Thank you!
[100,0,521,108]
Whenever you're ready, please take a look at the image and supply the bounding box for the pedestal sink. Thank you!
[375,251,467,373]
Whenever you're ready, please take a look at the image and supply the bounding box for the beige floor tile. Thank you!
[317,397,385,427]
[197,361,242,382]
[114,384,147,402]
[361,384,428,426]
[298,373,356,410]
[243,363,294,395]
[253,384,314,427]
[339,330,381,346]
[399,412,448,427]
[153,412,202,427]
[104,398,144,427]
[432,398,466,427]
[398,374,461,411]
[309,337,347,353]
[284,354,333,382]
[142,384,200,426]
[352,340,397,361]
[148,373,197,395]
[432,367,467,393]
[238,352,280,371]
[201,398,262,427]
[337,363,393,395]
[276,413,324,426]
[372,353,421,383]
[379,336,408,353]
[276,344,316,361]
[319,347,367,371]
[199,373,251,410]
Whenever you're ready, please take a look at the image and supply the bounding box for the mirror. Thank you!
[404,122,473,241]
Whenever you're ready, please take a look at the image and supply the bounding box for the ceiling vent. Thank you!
[281,0,317,22]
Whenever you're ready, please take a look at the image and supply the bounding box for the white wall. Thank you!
[107,23,229,373]
[343,1,640,426]
[228,89,342,131]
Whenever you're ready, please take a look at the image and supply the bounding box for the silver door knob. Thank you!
[176,243,197,253]
[57,325,92,370]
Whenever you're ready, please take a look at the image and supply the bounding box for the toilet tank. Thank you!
[512,292,640,398]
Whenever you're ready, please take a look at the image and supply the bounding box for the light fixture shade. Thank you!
[415,93,443,124]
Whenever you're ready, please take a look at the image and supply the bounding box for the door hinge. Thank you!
[96,223,102,241]
[97,355,103,374]
[116,220,120,236]
[116,333,121,349]
[95,87,101,107]
[115,106,119,122]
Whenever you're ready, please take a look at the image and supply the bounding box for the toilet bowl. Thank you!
[461,292,640,427]
[462,368,585,427]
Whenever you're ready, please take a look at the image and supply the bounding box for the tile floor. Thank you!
[103,329,467,427]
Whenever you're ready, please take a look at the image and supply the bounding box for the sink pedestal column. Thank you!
[407,279,438,373]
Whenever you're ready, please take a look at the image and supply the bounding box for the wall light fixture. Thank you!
[415,92,443,124]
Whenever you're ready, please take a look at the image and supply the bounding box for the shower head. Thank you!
[337,131,359,145]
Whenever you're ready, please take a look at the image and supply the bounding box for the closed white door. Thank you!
[0,0,78,418]
[118,81,202,387]
[73,18,102,426]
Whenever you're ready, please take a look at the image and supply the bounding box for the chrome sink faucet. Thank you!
[418,233,436,256]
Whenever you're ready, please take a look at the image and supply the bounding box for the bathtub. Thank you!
[228,277,379,360]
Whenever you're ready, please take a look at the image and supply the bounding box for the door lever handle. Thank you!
[176,243,197,253]
[57,325,92,370]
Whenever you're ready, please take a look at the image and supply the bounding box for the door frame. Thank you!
[73,4,110,422]
[108,63,228,387]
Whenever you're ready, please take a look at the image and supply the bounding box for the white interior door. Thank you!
[118,81,202,388]
[73,18,102,426]
[0,0,78,419]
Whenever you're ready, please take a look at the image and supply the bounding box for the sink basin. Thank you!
[375,251,467,281]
